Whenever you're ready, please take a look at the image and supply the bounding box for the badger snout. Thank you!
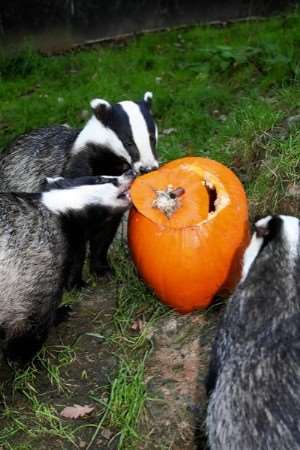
[134,162,159,175]
[116,170,135,202]
[119,169,136,187]
[139,166,156,174]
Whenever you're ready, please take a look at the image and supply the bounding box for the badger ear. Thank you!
[41,176,63,191]
[46,176,64,183]
[254,215,282,241]
[143,91,153,109]
[255,225,270,238]
[90,98,112,124]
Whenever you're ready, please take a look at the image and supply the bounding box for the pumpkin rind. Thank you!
[128,157,249,313]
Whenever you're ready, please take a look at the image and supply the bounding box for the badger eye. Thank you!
[96,176,118,186]
[123,138,134,147]
[150,134,156,144]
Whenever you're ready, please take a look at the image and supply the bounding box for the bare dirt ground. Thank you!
[0,281,122,449]
[139,307,221,450]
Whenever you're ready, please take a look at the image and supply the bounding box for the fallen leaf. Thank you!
[131,318,145,332]
[60,404,94,419]
[80,109,90,119]
[101,428,113,440]
[287,183,300,198]
[162,127,177,135]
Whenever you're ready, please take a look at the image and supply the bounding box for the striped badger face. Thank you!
[43,170,135,214]
[72,92,159,176]
[241,215,300,282]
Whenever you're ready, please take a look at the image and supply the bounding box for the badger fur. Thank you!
[0,92,158,287]
[0,171,134,363]
[206,215,300,450]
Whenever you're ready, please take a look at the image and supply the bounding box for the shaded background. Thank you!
[0,0,299,51]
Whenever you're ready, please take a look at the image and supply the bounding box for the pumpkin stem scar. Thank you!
[152,185,185,219]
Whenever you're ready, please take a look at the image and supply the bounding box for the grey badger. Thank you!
[0,92,158,288]
[206,215,300,450]
[0,170,134,364]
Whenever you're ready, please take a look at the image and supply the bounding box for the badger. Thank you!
[0,170,134,364]
[205,215,300,450]
[0,92,158,288]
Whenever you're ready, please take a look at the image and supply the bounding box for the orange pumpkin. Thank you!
[128,157,249,313]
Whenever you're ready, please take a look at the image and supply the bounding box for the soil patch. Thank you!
[139,306,222,450]
[0,279,120,450]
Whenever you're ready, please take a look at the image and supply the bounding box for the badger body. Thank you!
[0,192,66,362]
[206,215,300,450]
[0,172,133,363]
[0,93,158,286]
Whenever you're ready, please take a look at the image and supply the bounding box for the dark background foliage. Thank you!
[0,0,299,46]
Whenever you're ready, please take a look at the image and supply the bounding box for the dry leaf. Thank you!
[60,404,94,419]
[287,183,300,198]
[101,428,113,440]
[162,127,177,135]
[131,318,145,332]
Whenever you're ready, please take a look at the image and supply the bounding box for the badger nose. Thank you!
[139,166,157,174]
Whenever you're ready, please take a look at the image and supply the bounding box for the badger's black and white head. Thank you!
[72,92,159,175]
[42,170,135,214]
[241,215,300,282]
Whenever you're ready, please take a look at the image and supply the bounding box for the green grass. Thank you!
[88,355,149,449]
[1,8,300,450]
[110,243,169,349]
[1,355,78,448]
[36,346,76,392]
[107,356,148,448]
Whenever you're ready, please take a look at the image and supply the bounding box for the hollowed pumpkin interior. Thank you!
[130,165,230,229]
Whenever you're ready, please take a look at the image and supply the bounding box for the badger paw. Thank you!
[54,305,73,326]
[66,278,88,291]
[90,263,114,278]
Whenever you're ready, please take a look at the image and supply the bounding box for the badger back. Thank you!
[207,313,300,450]
[0,126,79,192]
[206,215,300,395]
[0,194,66,339]
[224,215,300,339]
[206,216,300,450]
[71,92,159,176]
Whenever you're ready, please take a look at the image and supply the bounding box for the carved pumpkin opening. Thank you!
[205,183,217,214]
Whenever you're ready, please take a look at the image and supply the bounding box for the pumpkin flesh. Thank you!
[128,157,249,313]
